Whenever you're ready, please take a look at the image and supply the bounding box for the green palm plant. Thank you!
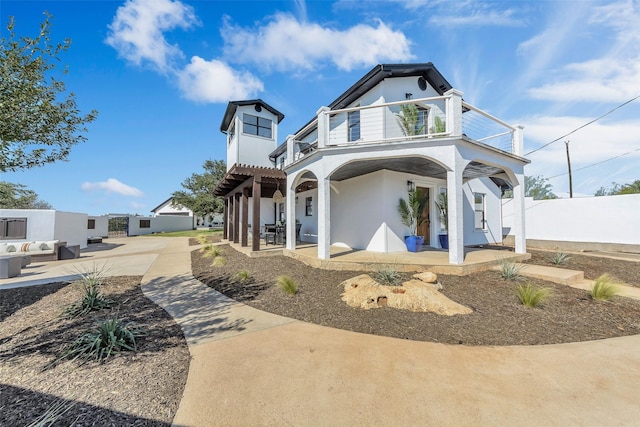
[397,104,426,136]
[397,188,429,236]
[430,115,446,134]
[435,192,448,232]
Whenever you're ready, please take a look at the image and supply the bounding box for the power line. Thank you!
[525,93,640,156]
[547,147,640,180]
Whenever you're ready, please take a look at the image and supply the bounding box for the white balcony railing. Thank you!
[285,89,523,168]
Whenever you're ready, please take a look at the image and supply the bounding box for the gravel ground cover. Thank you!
[192,243,640,346]
[0,276,190,426]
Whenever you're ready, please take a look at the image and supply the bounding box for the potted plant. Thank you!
[398,188,429,252]
[435,192,448,249]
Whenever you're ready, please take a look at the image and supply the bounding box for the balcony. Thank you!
[285,89,523,168]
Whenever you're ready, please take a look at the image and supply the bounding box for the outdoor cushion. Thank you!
[2,244,17,253]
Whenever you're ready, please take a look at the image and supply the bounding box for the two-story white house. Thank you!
[214,63,528,265]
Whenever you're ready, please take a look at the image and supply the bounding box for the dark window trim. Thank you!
[243,113,273,139]
[305,197,313,216]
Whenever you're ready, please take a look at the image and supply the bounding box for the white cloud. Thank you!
[105,0,199,73]
[429,7,523,27]
[222,14,413,72]
[177,57,264,103]
[82,179,144,197]
[526,1,640,103]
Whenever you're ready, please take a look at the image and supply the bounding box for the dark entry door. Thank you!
[416,187,430,245]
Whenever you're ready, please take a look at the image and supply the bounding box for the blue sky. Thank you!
[1,0,639,214]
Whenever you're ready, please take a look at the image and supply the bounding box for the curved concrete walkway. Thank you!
[5,237,640,425]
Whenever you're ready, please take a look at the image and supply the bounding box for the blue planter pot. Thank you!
[405,235,424,252]
[438,234,449,249]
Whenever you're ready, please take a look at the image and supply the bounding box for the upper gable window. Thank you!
[243,113,273,139]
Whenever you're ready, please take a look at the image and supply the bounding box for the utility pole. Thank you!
[565,140,573,198]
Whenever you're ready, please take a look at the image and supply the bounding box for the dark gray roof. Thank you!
[220,99,285,133]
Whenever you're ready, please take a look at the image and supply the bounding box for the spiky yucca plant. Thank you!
[589,274,619,301]
[550,252,572,265]
[500,259,523,280]
[372,265,402,286]
[516,283,552,308]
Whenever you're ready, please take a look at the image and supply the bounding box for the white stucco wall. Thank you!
[127,215,194,235]
[88,215,109,238]
[234,105,279,168]
[0,209,88,249]
[295,189,318,243]
[502,194,640,245]
[462,177,503,246]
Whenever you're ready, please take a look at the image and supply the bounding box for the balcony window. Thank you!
[348,109,360,141]
[243,114,272,139]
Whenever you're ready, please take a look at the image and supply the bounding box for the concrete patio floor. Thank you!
[225,239,530,274]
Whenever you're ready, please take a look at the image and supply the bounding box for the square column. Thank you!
[317,176,331,260]
[233,192,240,244]
[513,172,527,254]
[223,198,228,240]
[252,175,261,251]
[446,168,464,264]
[241,188,249,247]
[286,179,296,250]
[228,195,234,242]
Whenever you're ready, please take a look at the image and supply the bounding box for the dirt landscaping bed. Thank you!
[0,276,189,426]
[192,244,640,346]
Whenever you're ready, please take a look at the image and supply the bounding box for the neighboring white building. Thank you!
[151,197,223,228]
[0,209,88,249]
[215,64,529,265]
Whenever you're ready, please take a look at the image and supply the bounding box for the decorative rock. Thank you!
[413,272,438,283]
[340,275,471,315]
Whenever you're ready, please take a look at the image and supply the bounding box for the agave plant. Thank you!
[398,188,429,236]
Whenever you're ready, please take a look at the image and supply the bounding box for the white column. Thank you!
[286,134,295,167]
[285,175,296,250]
[446,167,464,265]
[317,176,331,260]
[444,89,463,137]
[513,171,527,254]
[316,107,330,149]
[512,125,524,156]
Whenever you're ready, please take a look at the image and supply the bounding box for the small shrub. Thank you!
[516,283,552,308]
[550,252,572,266]
[196,235,209,245]
[233,269,252,283]
[589,274,619,301]
[53,316,145,366]
[500,259,523,280]
[372,264,402,286]
[201,244,224,258]
[27,399,77,427]
[211,256,226,267]
[277,275,298,295]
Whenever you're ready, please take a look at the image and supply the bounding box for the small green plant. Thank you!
[233,269,252,283]
[277,275,298,295]
[516,283,552,308]
[63,264,113,318]
[196,235,209,245]
[212,256,226,267]
[589,274,619,301]
[500,259,523,280]
[201,244,223,257]
[372,264,402,286]
[27,398,77,427]
[550,252,572,266]
[53,316,145,366]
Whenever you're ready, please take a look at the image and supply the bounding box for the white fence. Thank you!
[502,194,640,252]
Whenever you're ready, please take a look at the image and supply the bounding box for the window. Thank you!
[416,108,428,135]
[228,122,235,145]
[278,154,286,170]
[348,109,360,141]
[243,113,272,138]
[0,218,27,240]
[279,203,285,222]
[140,219,151,228]
[88,219,96,229]
[305,197,313,216]
[474,193,486,230]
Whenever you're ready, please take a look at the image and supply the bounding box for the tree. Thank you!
[595,180,640,196]
[0,13,98,172]
[525,175,558,200]
[172,159,226,219]
[0,181,52,209]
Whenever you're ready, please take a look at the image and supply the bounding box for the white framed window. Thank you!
[474,193,486,230]
[348,109,360,141]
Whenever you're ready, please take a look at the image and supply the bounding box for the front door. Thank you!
[416,187,430,245]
